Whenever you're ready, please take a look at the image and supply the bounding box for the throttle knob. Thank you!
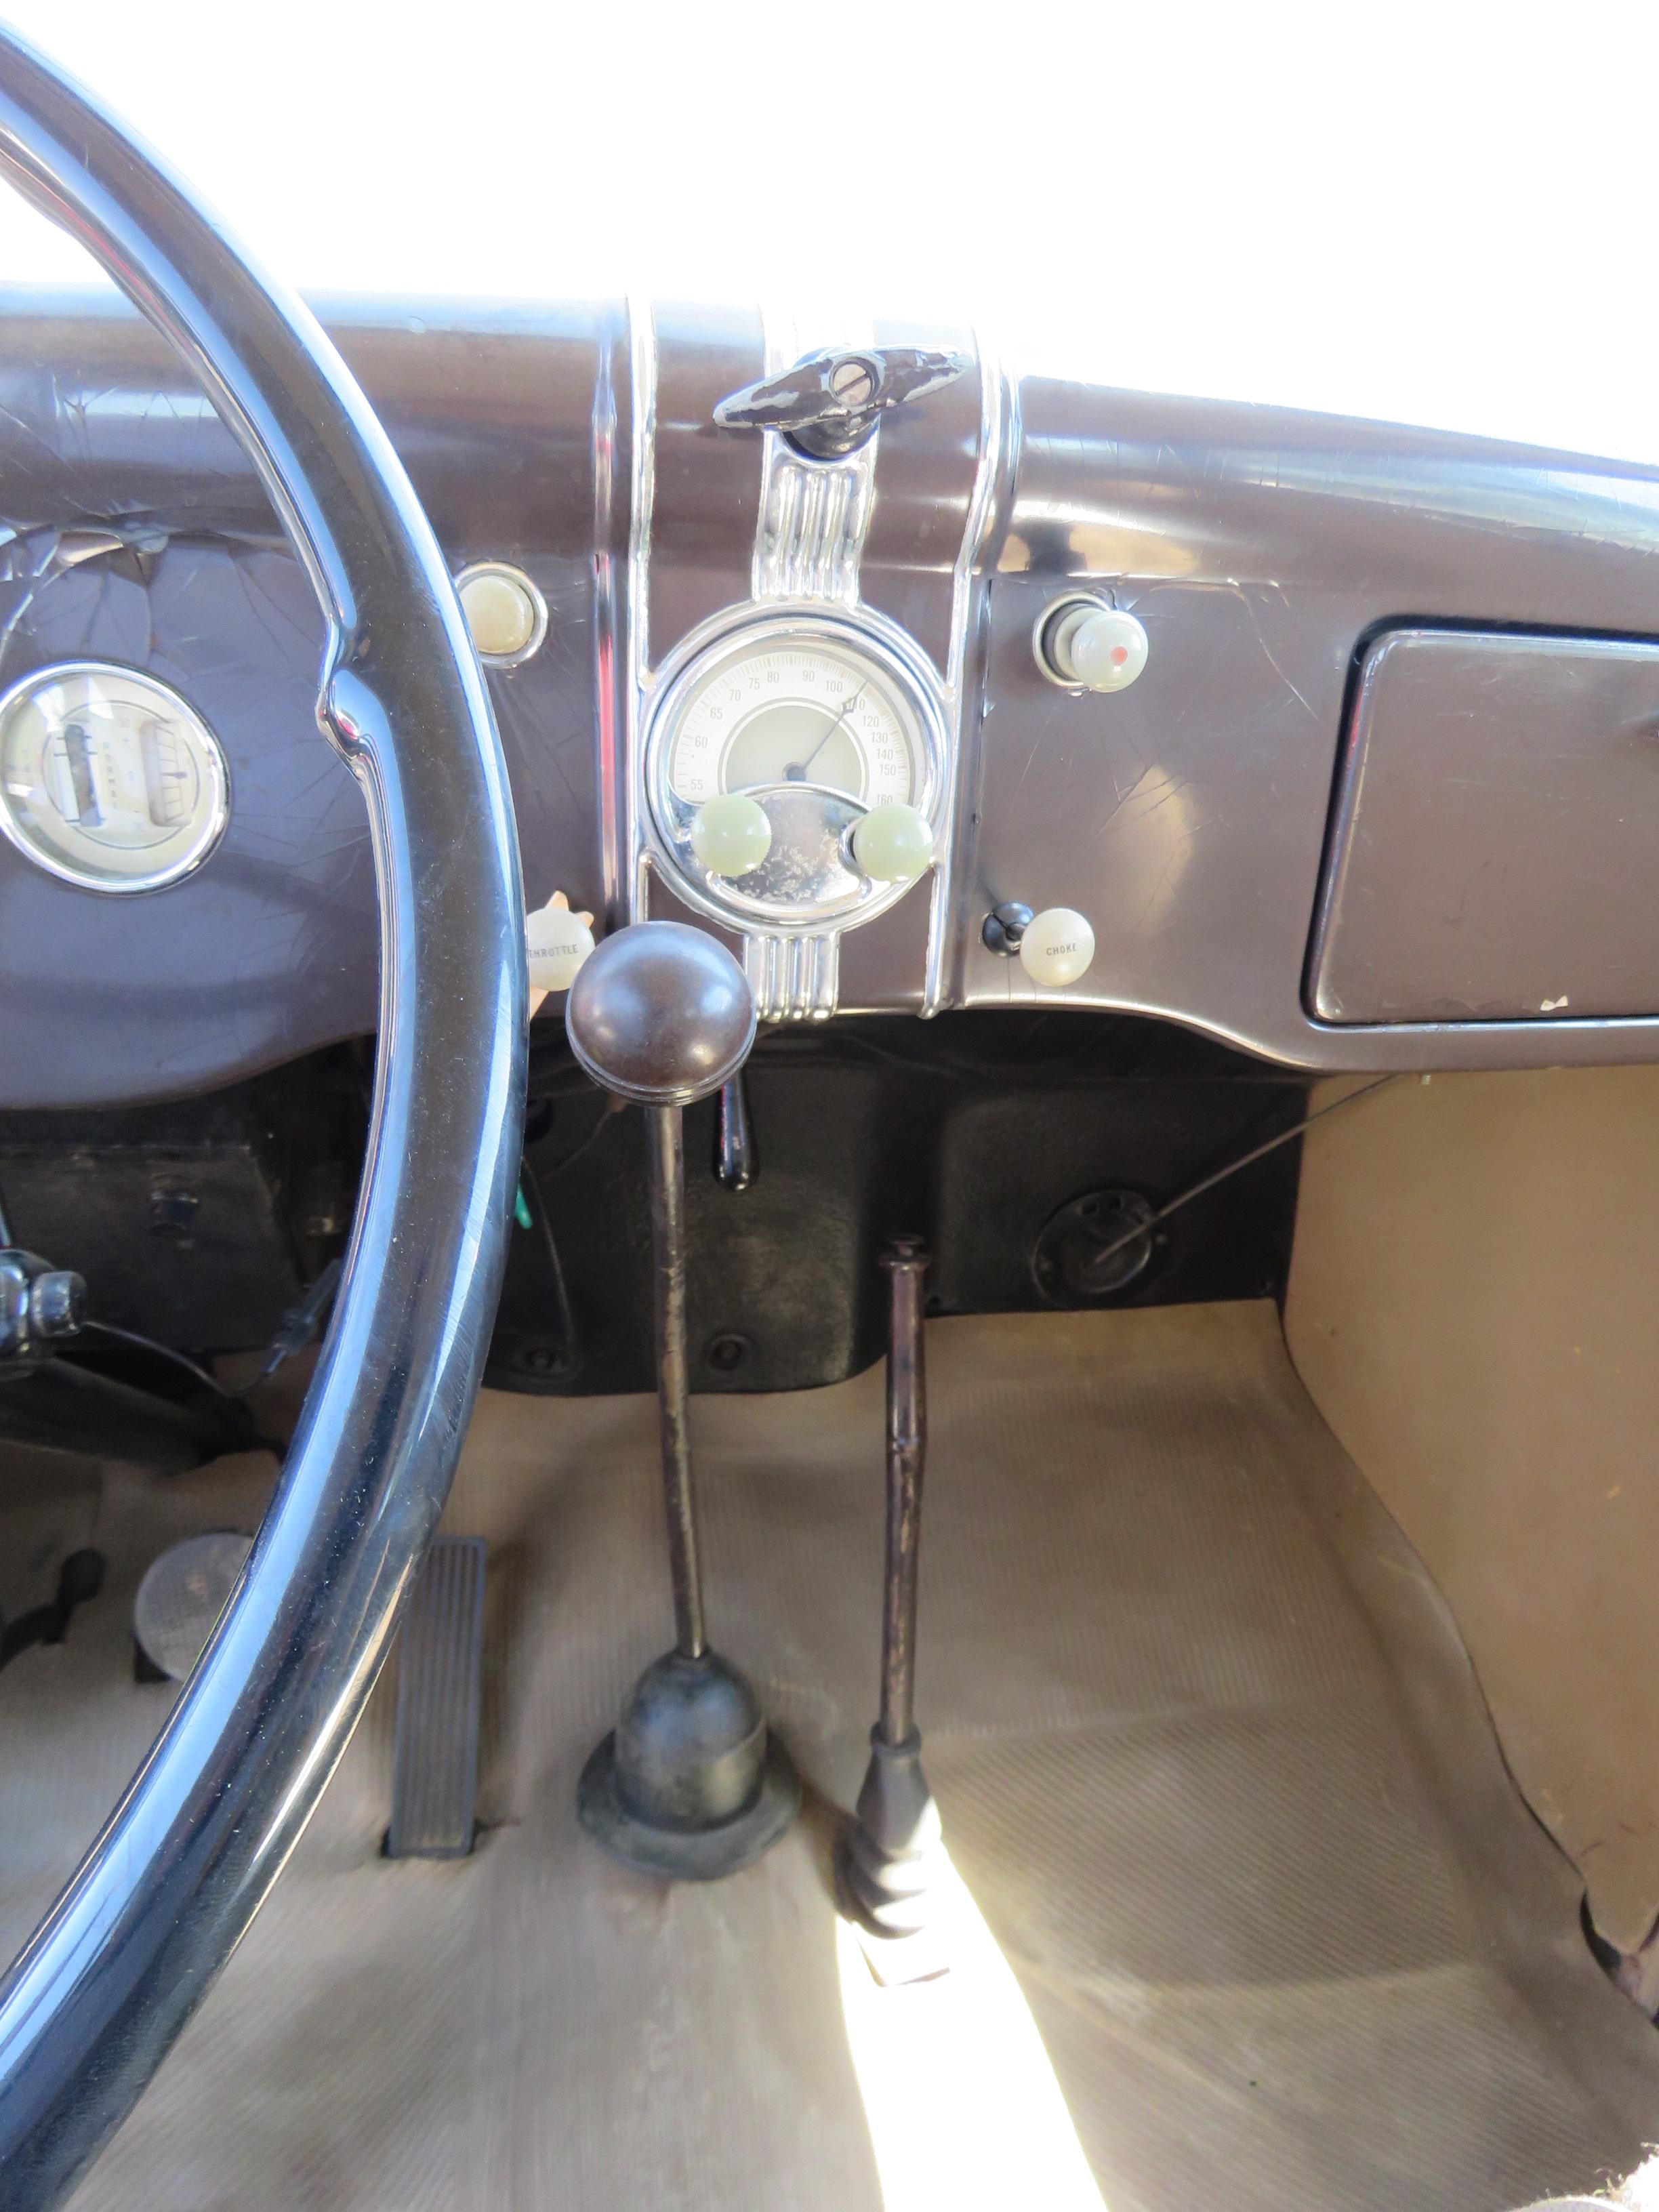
[851,801,933,884]
[525,891,595,1000]
[1037,599,1148,693]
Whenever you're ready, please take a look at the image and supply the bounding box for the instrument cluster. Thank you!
[644,611,942,936]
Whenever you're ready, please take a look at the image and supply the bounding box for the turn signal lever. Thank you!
[714,345,969,459]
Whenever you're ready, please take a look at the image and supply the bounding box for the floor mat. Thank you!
[1,1303,1654,2209]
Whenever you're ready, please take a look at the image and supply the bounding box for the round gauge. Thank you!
[664,632,925,808]
[0,661,229,892]
[646,615,945,933]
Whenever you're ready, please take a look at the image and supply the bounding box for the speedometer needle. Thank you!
[785,684,867,781]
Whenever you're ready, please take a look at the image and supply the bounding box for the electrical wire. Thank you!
[518,1158,580,1374]
[70,1319,269,1451]
[75,1319,244,1405]
[1081,1074,1401,1275]
[25,1071,1394,1404]
[535,1092,626,1179]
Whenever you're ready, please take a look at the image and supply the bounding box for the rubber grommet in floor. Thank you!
[576,1729,800,1880]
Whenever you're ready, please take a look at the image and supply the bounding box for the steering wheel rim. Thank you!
[0,29,527,2209]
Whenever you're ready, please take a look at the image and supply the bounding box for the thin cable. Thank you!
[537,1092,625,1179]
[1084,1074,1401,1274]
[76,1319,243,1404]
[520,1158,580,1373]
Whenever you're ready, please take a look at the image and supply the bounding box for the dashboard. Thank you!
[6,291,1659,1109]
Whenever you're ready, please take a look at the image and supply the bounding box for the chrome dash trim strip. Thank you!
[731,308,883,1020]
[755,448,876,603]
[624,295,658,923]
[922,340,1017,1017]
[741,928,840,1021]
[592,302,628,932]
[752,307,878,608]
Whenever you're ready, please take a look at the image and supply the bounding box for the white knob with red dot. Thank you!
[1038,600,1148,693]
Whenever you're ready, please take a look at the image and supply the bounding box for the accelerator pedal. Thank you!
[386,1536,487,1860]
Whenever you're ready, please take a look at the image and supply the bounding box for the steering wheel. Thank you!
[0,30,527,2209]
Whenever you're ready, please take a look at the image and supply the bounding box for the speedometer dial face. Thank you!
[645,615,946,934]
[0,662,228,891]
[665,636,922,808]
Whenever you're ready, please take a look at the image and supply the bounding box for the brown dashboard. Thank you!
[5,292,1659,1109]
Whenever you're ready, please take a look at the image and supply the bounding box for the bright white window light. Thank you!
[2,3,1654,465]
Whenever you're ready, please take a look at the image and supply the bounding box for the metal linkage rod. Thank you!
[837,1235,948,1977]
[565,921,798,1880]
[878,1237,928,1748]
[645,1103,706,1660]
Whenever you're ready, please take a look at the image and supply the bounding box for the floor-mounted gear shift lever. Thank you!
[566,920,800,1879]
[837,1237,949,1976]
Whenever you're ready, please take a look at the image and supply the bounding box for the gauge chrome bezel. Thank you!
[455,559,549,668]
[642,605,949,935]
[0,659,231,895]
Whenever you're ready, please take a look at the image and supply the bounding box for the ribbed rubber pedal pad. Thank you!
[386,1536,487,1860]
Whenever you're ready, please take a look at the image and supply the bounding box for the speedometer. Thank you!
[665,635,924,808]
[644,613,946,935]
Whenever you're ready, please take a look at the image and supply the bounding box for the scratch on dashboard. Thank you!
[1141,771,1193,817]
[0,398,65,476]
[537,730,588,819]
[1094,757,1183,840]
[1235,581,1321,724]
[230,549,322,658]
[274,755,346,813]
[1442,856,1492,930]
[1128,836,1198,939]
[303,826,371,869]
[0,530,64,659]
[1013,733,1044,796]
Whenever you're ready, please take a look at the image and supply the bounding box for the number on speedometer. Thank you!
[666,637,922,809]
